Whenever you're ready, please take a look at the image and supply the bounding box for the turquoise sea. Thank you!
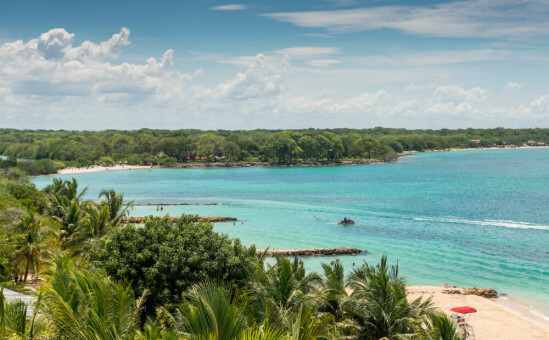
[32,149,549,318]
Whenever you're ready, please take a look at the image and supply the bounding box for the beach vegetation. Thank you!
[86,215,257,316]
[3,127,548,174]
[0,171,484,339]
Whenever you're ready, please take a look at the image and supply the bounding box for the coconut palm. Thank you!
[12,214,53,282]
[420,312,465,340]
[259,256,321,310]
[249,256,322,334]
[171,281,251,340]
[63,178,88,202]
[345,255,434,340]
[41,258,146,340]
[0,289,47,340]
[98,188,133,226]
[51,198,87,250]
[318,262,358,337]
[288,303,330,340]
[83,203,112,239]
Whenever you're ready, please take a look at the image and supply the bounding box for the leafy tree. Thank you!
[87,215,256,316]
[297,136,318,161]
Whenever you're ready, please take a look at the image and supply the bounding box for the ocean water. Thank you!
[32,149,549,317]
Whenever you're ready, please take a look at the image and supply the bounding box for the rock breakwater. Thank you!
[258,247,366,257]
[123,216,237,223]
[443,287,499,299]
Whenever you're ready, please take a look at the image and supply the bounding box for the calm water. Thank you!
[32,149,549,316]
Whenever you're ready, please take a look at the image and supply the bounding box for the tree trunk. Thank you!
[23,253,30,282]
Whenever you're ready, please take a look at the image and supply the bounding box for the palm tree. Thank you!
[12,214,53,282]
[41,259,146,340]
[63,178,88,202]
[98,188,133,226]
[51,198,87,250]
[318,262,358,337]
[172,281,250,340]
[0,289,46,339]
[289,303,330,340]
[345,256,433,340]
[345,256,434,340]
[420,312,466,340]
[83,203,111,239]
[249,256,322,333]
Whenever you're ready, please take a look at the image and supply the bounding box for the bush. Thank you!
[17,159,59,175]
[98,156,115,165]
[86,215,255,315]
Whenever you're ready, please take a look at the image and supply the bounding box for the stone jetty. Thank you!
[443,287,499,298]
[127,203,218,206]
[123,216,237,223]
[258,247,366,257]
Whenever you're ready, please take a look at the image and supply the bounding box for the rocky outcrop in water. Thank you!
[127,203,218,206]
[258,247,366,257]
[443,287,499,298]
[123,216,237,223]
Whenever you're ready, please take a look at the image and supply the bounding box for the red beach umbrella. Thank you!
[450,306,477,314]
[186,156,191,159]
[195,156,200,159]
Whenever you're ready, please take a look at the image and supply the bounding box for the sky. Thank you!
[1,0,549,130]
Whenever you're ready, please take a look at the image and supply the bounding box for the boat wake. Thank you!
[413,217,549,231]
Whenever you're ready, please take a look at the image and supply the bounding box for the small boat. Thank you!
[339,219,355,225]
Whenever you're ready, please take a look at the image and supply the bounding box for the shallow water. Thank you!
[32,148,549,316]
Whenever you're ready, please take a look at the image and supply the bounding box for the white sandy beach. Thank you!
[407,286,549,340]
[58,164,152,174]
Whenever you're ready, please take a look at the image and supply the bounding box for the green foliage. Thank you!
[17,159,59,175]
[41,256,146,339]
[86,215,256,316]
[4,127,544,167]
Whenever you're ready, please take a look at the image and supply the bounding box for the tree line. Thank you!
[1,127,548,173]
[0,168,467,339]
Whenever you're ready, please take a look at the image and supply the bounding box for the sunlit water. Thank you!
[32,148,549,317]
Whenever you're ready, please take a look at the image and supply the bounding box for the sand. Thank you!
[57,164,152,174]
[407,286,549,340]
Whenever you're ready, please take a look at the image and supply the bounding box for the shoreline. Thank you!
[407,285,549,339]
[46,146,549,176]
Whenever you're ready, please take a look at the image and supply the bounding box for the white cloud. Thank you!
[220,46,339,67]
[263,0,549,39]
[213,54,287,99]
[274,46,339,58]
[433,85,488,103]
[211,4,247,11]
[1,28,547,130]
[505,82,524,90]
[307,59,341,67]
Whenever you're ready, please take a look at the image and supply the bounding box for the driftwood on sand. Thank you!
[258,247,367,257]
[123,216,237,223]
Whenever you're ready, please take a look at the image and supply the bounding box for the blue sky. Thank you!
[1,0,549,130]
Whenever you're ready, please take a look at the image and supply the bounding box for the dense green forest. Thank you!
[0,168,467,339]
[1,128,548,174]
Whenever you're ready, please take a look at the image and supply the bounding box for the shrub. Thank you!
[86,215,255,315]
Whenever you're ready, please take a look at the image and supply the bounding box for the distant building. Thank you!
[471,139,481,147]
[525,140,539,146]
